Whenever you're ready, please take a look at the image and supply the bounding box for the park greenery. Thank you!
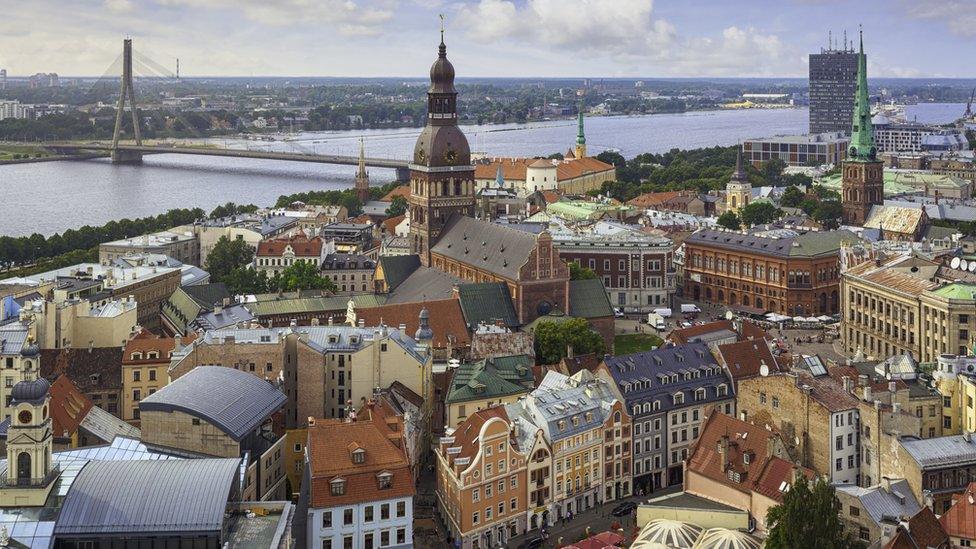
[765,476,865,549]
[533,318,607,365]
[274,181,402,217]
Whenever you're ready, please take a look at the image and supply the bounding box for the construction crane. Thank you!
[965,87,975,119]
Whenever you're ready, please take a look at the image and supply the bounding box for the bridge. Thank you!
[23,39,413,181]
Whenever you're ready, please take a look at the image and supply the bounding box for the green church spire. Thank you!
[576,99,586,146]
[849,28,875,161]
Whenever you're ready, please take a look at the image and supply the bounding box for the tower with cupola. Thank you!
[841,29,883,226]
[408,23,476,266]
[726,148,751,214]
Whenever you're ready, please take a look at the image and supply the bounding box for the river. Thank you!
[0,103,967,237]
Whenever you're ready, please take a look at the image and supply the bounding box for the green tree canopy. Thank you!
[385,195,407,217]
[205,236,255,281]
[716,211,741,231]
[813,201,844,230]
[762,157,787,186]
[569,262,597,280]
[533,318,607,365]
[765,476,864,549]
[739,202,783,227]
[222,266,270,295]
[209,202,258,219]
[596,150,626,167]
[276,261,337,293]
[779,186,805,208]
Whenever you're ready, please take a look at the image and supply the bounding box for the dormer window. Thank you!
[352,448,366,464]
[558,420,566,432]
[673,393,684,405]
[377,471,393,489]
[147,351,159,359]
[330,477,346,496]
[695,388,706,401]
[743,452,752,465]
[130,352,143,360]
[572,416,580,427]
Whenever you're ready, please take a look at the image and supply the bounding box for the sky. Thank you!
[0,0,974,79]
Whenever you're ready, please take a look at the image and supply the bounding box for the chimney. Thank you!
[863,385,872,402]
[893,402,902,414]
[358,319,365,328]
[566,344,574,359]
[308,417,315,427]
[328,316,334,326]
[767,434,777,458]
[311,317,320,326]
[888,381,897,394]
[842,376,853,393]
[718,435,730,472]
[882,476,893,492]
[858,374,868,387]
[923,490,934,511]
[223,297,231,307]
[174,335,182,352]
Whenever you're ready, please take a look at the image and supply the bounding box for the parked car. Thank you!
[613,307,625,318]
[611,501,638,517]
[519,536,545,549]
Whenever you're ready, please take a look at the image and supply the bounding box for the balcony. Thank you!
[0,465,60,488]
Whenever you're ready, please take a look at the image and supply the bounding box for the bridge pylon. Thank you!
[111,38,143,165]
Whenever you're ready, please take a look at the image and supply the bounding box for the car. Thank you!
[613,307,625,318]
[519,536,545,549]
[611,501,637,517]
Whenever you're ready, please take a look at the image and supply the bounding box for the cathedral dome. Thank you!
[429,40,456,94]
[11,377,50,405]
[413,124,471,167]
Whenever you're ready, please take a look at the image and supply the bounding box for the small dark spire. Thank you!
[439,14,446,56]
[731,147,747,182]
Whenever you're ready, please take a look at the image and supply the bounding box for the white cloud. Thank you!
[104,0,134,13]
[155,0,395,32]
[901,0,976,38]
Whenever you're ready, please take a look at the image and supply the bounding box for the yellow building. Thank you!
[919,283,976,362]
[19,294,138,350]
[933,355,976,436]
[444,355,535,429]
[121,330,193,426]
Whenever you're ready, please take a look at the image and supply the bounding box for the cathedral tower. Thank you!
[408,25,476,266]
[574,98,587,159]
[355,138,370,204]
[726,148,751,214]
[841,30,883,226]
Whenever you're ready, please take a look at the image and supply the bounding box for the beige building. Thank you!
[98,230,199,266]
[473,156,616,197]
[139,365,288,501]
[932,355,976,437]
[0,322,41,423]
[18,294,137,350]
[435,407,529,549]
[444,355,535,429]
[919,283,976,362]
[174,213,297,268]
[121,329,194,426]
[168,321,434,431]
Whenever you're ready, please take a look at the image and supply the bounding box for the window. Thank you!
[472,512,480,525]
[331,479,346,496]
[850,506,859,517]
[381,503,390,520]
[364,533,374,549]
[473,488,480,502]
[396,529,406,544]
[148,369,156,381]
[380,531,389,547]
[945,415,953,429]
[485,484,492,498]
[511,475,518,488]
[859,527,870,542]
[344,509,353,525]
[364,506,374,522]
[322,541,332,549]
[322,511,332,528]
[132,370,140,382]
[835,458,842,471]
[485,507,492,520]
[772,397,780,408]
[343,537,353,549]
[397,501,406,517]
[511,498,517,511]
[498,502,505,516]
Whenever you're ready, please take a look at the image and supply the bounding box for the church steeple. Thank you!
[355,138,370,204]
[574,98,587,159]
[726,146,751,214]
[849,28,875,161]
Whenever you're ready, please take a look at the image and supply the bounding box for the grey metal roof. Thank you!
[687,228,858,259]
[511,371,612,443]
[431,215,539,280]
[568,279,614,319]
[54,458,240,536]
[0,321,29,356]
[837,480,920,526]
[457,282,520,329]
[377,255,421,292]
[386,266,462,304]
[139,366,286,441]
[901,435,976,469]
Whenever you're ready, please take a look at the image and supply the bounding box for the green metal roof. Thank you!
[818,171,968,197]
[378,255,421,292]
[849,30,875,161]
[244,294,387,316]
[930,283,976,301]
[162,287,203,333]
[788,230,861,258]
[569,279,614,318]
[547,200,633,221]
[446,354,535,404]
[456,282,520,329]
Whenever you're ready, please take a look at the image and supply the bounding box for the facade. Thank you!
[121,329,192,425]
[940,480,976,547]
[683,228,853,316]
[736,369,860,485]
[435,407,528,549]
[472,157,615,197]
[0,323,41,422]
[920,283,976,362]
[809,45,858,134]
[40,347,124,418]
[98,230,198,266]
[879,433,976,513]
[445,355,535,429]
[168,321,433,431]
[597,342,735,491]
[932,355,976,438]
[254,231,329,275]
[841,34,884,226]
[17,293,137,350]
[407,36,477,266]
[2,374,58,507]
[553,220,675,312]
[836,479,921,546]
[873,117,970,154]
[303,417,415,549]
[176,213,297,267]
[321,253,376,295]
[743,133,848,168]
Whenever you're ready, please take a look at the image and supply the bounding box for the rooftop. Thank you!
[101,230,195,249]
[431,215,542,281]
[446,355,535,404]
[900,434,976,469]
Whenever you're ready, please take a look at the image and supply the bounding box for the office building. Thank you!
[809,41,858,134]
[742,132,849,168]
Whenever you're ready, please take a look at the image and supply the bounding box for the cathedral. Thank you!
[841,31,884,226]
[407,32,571,325]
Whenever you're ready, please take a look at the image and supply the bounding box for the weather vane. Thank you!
[439,13,445,42]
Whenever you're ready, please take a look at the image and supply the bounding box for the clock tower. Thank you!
[408,26,476,266]
[841,30,883,226]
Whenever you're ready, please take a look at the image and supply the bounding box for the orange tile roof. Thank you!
[349,214,374,225]
[307,418,414,508]
[48,375,93,439]
[446,406,510,466]
[540,190,562,204]
[382,215,405,235]
[687,413,814,504]
[717,339,783,382]
[940,481,976,540]
[256,231,324,258]
[123,329,197,365]
[474,158,530,181]
[555,157,615,180]
[355,298,470,348]
[474,157,613,183]
[627,191,682,209]
[381,185,411,201]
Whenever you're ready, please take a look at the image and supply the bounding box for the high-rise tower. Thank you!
[574,98,587,159]
[408,25,476,266]
[841,30,883,227]
[355,138,370,204]
[809,31,858,134]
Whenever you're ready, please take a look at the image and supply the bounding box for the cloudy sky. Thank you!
[1,0,973,79]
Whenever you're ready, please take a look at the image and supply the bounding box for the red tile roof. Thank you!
[687,413,813,504]
[355,298,470,349]
[444,406,510,467]
[940,481,976,541]
[627,191,683,209]
[888,507,948,548]
[307,418,414,508]
[256,231,323,258]
[123,329,197,365]
[381,185,411,201]
[382,215,405,235]
[555,157,615,180]
[717,339,783,382]
[48,375,93,439]
[474,157,614,183]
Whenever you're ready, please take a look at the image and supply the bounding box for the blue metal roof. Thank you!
[139,366,286,441]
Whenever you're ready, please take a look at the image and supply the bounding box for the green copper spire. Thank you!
[576,99,586,146]
[849,28,875,161]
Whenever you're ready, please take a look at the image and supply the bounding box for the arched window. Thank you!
[17,452,31,480]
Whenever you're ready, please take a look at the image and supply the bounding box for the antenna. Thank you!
[844,29,848,51]
[828,30,832,51]
[176,58,180,80]
[439,13,445,43]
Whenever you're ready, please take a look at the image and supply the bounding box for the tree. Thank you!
[547,152,564,160]
[533,318,607,365]
[209,202,258,219]
[766,476,864,549]
[762,157,787,186]
[222,266,269,295]
[739,202,783,227]
[205,236,255,281]
[385,195,407,217]
[569,262,597,280]
[780,186,806,208]
[596,150,626,168]
[274,261,337,293]
[813,201,844,230]
[716,211,741,231]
